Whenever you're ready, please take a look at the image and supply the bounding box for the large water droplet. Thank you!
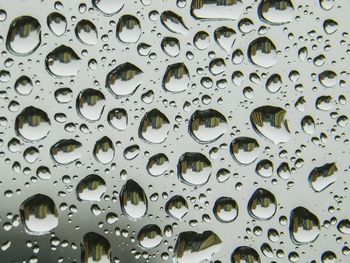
[161,37,181,57]
[6,16,41,56]
[163,63,190,93]
[139,109,170,144]
[213,197,238,223]
[250,106,290,144]
[93,136,115,164]
[166,195,188,220]
[75,19,98,45]
[117,15,141,43]
[309,163,338,192]
[137,224,163,248]
[106,63,143,97]
[147,153,169,176]
[266,73,282,93]
[107,108,127,130]
[248,37,277,68]
[189,109,227,143]
[338,219,350,234]
[174,231,222,263]
[81,232,111,263]
[50,139,82,164]
[76,174,107,202]
[14,75,33,95]
[15,106,51,142]
[46,45,81,77]
[289,207,320,244]
[20,194,58,235]
[92,0,124,16]
[77,89,106,122]
[258,0,294,25]
[177,152,212,186]
[191,0,243,20]
[230,137,260,165]
[214,26,236,52]
[120,180,147,219]
[161,11,188,35]
[47,12,67,37]
[231,246,261,263]
[248,188,277,220]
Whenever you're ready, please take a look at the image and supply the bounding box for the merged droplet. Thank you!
[50,139,82,165]
[76,174,106,202]
[248,188,277,220]
[250,106,290,144]
[230,137,260,165]
[92,0,124,16]
[174,231,222,263]
[258,0,294,25]
[106,63,143,97]
[177,152,212,186]
[77,89,106,122]
[213,197,238,223]
[6,16,41,56]
[139,109,170,144]
[166,195,188,220]
[120,180,147,219]
[289,207,320,244]
[107,108,128,130]
[75,19,98,45]
[309,163,338,192]
[15,106,51,142]
[93,136,115,164]
[161,11,188,35]
[20,194,58,235]
[137,224,163,248]
[231,246,261,263]
[45,45,81,77]
[47,12,67,37]
[191,0,244,20]
[117,15,141,43]
[147,153,169,176]
[189,109,228,143]
[163,63,190,93]
[248,37,277,68]
[81,232,111,263]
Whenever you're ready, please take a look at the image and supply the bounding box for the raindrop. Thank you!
[139,109,170,144]
[117,15,141,43]
[266,74,282,93]
[191,0,243,20]
[107,108,128,130]
[81,232,111,263]
[214,26,236,52]
[50,139,82,165]
[77,89,106,122]
[138,224,163,249]
[147,153,169,176]
[55,88,73,103]
[248,37,277,68]
[163,63,190,93]
[93,136,115,164]
[230,137,260,165]
[120,180,148,219]
[309,163,338,192]
[231,246,261,263]
[166,195,188,220]
[301,115,315,135]
[319,70,337,88]
[213,197,238,223]
[161,37,180,57]
[76,174,106,202]
[75,19,98,45]
[47,12,67,37]
[256,159,273,178]
[14,76,33,95]
[161,11,188,35]
[248,188,277,220]
[338,219,350,234]
[92,0,124,16]
[258,0,294,25]
[194,31,210,50]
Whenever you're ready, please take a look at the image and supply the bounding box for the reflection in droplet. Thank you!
[117,15,141,43]
[106,63,143,97]
[15,106,51,142]
[338,219,350,234]
[161,11,188,35]
[178,152,212,186]
[231,246,261,263]
[214,26,236,52]
[107,108,127,130]
[256,159,273,178]
[161,37,180,57]
[81,232,111,263]
[191,0,243,20]
[258,0,294,25]
[20,194,58,235]
[14,75,33,95]
[289,207,320,244]
[138,224,163,248]
[194,31,210,50]
[230,137,260,165]
[92,0,124,16]
[123,144,140,160]
[301,115,315,135]
[174,231,222,263]
[93,137,115,164]
[50,139,82,165]
[189,109,227,143]
[248,37,277,68]
[309,163,338,192]
[147,153,169,176]
[213,197,238,223]
[250,106,290,144]
[319,70,337,88]
[46,45,81,77]
[139,109,170,144]
[77,174,106,202]
[75,19,98,45]
[77,89,106,122]
[163,63,190,93]
[47,12,67,37]
[120,180,147,219]
[266,74,282,93]
[6,16,41,56]
[55,88,73,103]
[166,195,188,220]
[248,188,277,220]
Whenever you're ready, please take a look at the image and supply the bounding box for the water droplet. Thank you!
[15,106,51,142]
[138,224,163,248]
[50,139,82,164]
[250,106,290,144]
[81,232,111,263]
[117,15,141,43]
[174,231,222,263]
[248,188,277,220]
[14,75,33,95]
[166,195,188,220]
[301,115,315,135]
[76,174,106,202]
[258,0,294,25]
[309,163,338,192]
[107,108,127,130]
[230,137,260,165]
[123,144,140,160]
[189,109,227,143]
[266,73,282,93]
[289,207,320,244]
[191,0,243,20]
[213,197,238,223]
[194,31,210,50]
[147,153,169,176]
[161,37,181,57]
[256,159,273,178]
[177,152,212,186]
[163,63,190,93]
[46,45,81,77]
[106,62,143,97]
[139,109,170,144]
[323,19,338,34]
[319,70,337,88]
[93,136,115,164]
[214,26,236,52]
[161,11,188,35]
[20,194,58,235]
[322,251,337,263]
[55,87,73,103]
[231,246,261,263]
[120,180,147,219]
[316,96,332,111]
[338,219,350,234]
[6,16,41,56]
[319,0,334,10]
[248,37,277,68]
[92,0,124,15]
[47,12,67,37]
[77,89,106,122]
[75,19,98,45]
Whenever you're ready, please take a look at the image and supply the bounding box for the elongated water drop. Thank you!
[214,26,236,52]
[81,232,111,263]
[309,163,338,192]
[147,153,169,176]
[50,139,82,165]
[191,0,243,20]
[258,0,294,25]
[47,12,67,37]
[93,136,115,164]
[161,11,188,35]
[120,180,147,219]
